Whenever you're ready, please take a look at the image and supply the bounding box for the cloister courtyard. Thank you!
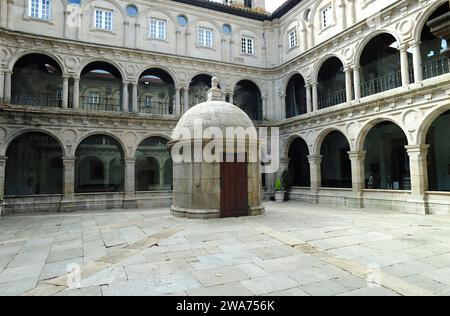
[1,201,450,296]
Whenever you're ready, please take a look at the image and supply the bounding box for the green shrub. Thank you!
[275,178,282,191]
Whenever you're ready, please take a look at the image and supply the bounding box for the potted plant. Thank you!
[281,169,293,200]
[274,177,285,202]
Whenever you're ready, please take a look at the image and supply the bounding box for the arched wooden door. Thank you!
[220,154,248,218]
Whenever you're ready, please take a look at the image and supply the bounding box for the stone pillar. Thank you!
[312,82,318,111]
[122,82,129,112]
[0,156,6,199]
[62,76,69,109]
[411,42,423,83]
[308,155,322,194]
[73,77,80,110]
[338,0,347,30]
[124,158,136,198]
[183,87,189,113]
[353,66,361,100]
[4,71,11,104]
[62,156,76,201]
[305,83,312,113]
[348,150,366,195]
[0,71,4,102]
[229,92,234,104]
[399,45,410,86]
[131,82,138,113]
[175,87,181,116]
[406,145,429,214]
[347,0,356,25]
[280,94,286,120]
[344,67,353,102]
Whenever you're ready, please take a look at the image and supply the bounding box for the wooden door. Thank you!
[220,157,248,218]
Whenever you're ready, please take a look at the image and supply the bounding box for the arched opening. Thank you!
[285,74,307,118]
[11,54,63,108]
[135,137,172,191]
[426,110,450,191]
[80,62,122,112]
[320,131,351,188]
[420,3,450,79]
[138,68,175,115]
[75,135,124,193]
[5,132,63,196]
[364,122,410,190]
[189,74,218,107]
[360,33,407,97]
[288,138,310,187]
[233,80,263,121]
[317,57,346,109]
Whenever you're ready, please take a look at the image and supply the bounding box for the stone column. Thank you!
[344,67,353,102]
[122,82,129,113]
[0,156,6,199]
[406,145,429,214]
[73,77,80,110]
[347,0,356,25]
[183,87,189,113]
[399,45,410,86]
[280,94,286,120]
[312,82,318,111]
[305,83,312,113]
[353,66,361,100]
[338,0,347,30]
[62,156,76,201]
[62,76,69,109]
[348,151,366,194]
[229,92,234,104]
[4,71,11,104]
[131,82,138,113]
[0,71,4,102]
[175,87,181,116]
[411,42,423,83]
[308,155,322,194]
[6,0,13,28]
[124,158,136,198]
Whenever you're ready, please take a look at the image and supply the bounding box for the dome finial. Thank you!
[207,77,223,101]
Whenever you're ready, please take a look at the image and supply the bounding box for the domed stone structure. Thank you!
[170,78,265,219]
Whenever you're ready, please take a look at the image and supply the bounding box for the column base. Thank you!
[123,198,138,209]
[60,199,79,212]
[406,199,429,215]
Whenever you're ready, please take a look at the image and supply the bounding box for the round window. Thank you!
[126,4,138,17]
[223,24,232,35]
[177,15,188,27]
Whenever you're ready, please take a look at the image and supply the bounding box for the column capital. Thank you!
[409,41,422,48]
[308,154,322,163]
[311,82,318,87]
[0,156,7,165]
[305,83,311,88]
[124,158,136,164]
[352,65,360,71]
[398,44,409,52]
[62,156,76,164]
[405,144,430,155]
[123,81,130,85]
[62,75,70,80]
[347,150,366,160]
[72,76,80,81]
[343,66,352,73]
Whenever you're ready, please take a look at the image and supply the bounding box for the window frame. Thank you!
[288,28,299,49]
[241,36,255,55]
[94,8,114,32]
[28,0,52,21]
[198,27,214,48]
[149,18,167,40]
[320,4,333,29]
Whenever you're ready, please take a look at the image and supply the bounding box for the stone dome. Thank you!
[172,100,256,139]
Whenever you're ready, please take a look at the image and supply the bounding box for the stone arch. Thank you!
[135,66,178,86]
[313,127,349,155]
[234,26,264,43]
[282,71,305,94]
[188,72,224,89]
[313,53,346,83]
[188,17,222,35]
[74,131,127,158]
[136,8,178,30]
[283,133,310,159]
[76,58,126,80]
[412,0,449,43]
[353,29,402,67]
[417,103,450,145]
[231,78,264,95]
[1,128,66,157]
[80,0,128,22]
[355,117,410,152]
[8,50,67,75]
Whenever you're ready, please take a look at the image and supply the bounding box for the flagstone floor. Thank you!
[1,201,450,296]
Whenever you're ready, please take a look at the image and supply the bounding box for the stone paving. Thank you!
[1,201,450,296]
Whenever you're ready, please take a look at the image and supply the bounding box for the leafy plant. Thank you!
[275,178,282,191]
[0,196,3,203]
[281,169,293,191]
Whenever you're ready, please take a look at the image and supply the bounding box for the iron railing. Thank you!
[423,56,450,80]
[138,101,173,115]
[318,89,346,109]
[79,96,122,112]
[360,70,402,97]
[11,92,62,108]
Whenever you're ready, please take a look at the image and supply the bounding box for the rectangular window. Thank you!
[144,96,153,107]
[149,19,166,40]
[95,9,113,31]
[29,0,51,20]
[56,88,63,101]
[241,36,254,55]
[198,28,213,47]
[321,5,333,28]
[288,29,298,49]
[89,92,100,105]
